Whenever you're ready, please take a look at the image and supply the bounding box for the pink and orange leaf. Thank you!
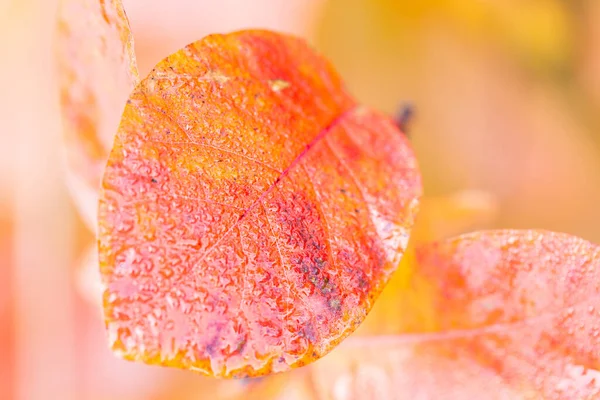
[98,30,422,378]
[56,0,139,229]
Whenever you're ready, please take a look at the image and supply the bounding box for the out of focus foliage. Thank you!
[317,0,600,243]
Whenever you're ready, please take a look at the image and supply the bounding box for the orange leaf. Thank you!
[309,230,600,399]
[98,30,422,378]
[56,0,139,229]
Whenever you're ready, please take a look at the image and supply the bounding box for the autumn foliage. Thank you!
[56,0,139,229]
[311,230,600,399]
[99,30,421,377]
[56,0,600,397]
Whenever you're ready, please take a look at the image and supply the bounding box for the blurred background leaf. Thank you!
[301,230,600,399]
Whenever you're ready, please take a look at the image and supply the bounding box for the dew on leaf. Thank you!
[98,30,422,378]
[309,230,600,399]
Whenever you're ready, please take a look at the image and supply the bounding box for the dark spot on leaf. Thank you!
[358,274,369,289]
[234,335,247,354]
[328,298,341,312]
[205,338,219,358]
[302,323,317,343]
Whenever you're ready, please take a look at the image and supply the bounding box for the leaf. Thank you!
[56,0,139,230]
[308,230,600,399]
[348,189,498,336]
[98,30,422,378]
